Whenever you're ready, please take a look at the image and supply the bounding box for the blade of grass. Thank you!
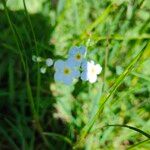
[2,1,50,148]
[22,0,41,113]
[0,126,19,150]
[73,42,149,149]
[26,75,53,149]
[76,3,114,44]
[104,124,150,138]
[127,139,150,150]
[13,24,28,69]
[5,119,25,146]
[131,72,150,82]
[2,0,36,124]
[2,0,26,72]
[2,43,19,54]
[43,132,73,145]
[90,124,150,141]
[8,57,15,104]
[90,34,150,45]
[102,34,109,92]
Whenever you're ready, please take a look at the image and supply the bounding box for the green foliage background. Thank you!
[0,0,150,149]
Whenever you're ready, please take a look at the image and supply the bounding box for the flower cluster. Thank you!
[32,46,102,85]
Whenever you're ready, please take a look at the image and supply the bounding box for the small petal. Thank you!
[81,59,88,70]
[63,77,73,85]
[68,46,78,56]
[90,60,94,65]
[81,71,88,81]
[54,72,63,82]
[79,46,86,55]
[54,60,65,70]
[72,69,80,78]
[95,64,102,74]
[88,75,97,83]
[66,58,77,68]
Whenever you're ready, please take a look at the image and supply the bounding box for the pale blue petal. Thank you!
[81,59,88,70]
[72,69,80,78]
[79,46,86,55]
[81,71,88,81]
[68,58,81,68]
[66,58,77,67]
[63,77,73,85]
[54,60,65,70]
[68,46,78,56]
[54,72,63,82]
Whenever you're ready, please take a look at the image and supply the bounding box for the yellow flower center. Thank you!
[75,53,81,60]
[91,67,96,74]
[64,68,71,75]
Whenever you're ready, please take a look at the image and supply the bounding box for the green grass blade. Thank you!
[73,42,149,149]
[102,35,109,92]
[22,0,41,113]
[77,3,114,43]
[43,132,72,145]
[90,124,150,149]
[8,57,15,103]
[127,139,150,150]
[2,0,26,72]
[22,0,38,52]
[5,119,25,144]
[0,126,19,150]
[105,124,150,138]
[131,72,150,82]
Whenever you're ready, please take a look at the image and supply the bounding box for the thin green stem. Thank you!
[106,124,150,138]
[92,34,150,42]
[3,1,26,72]
[43,132,73,145]
[127,139,150,150]
[102,35,109,92]
[91,124,150,139]
[23,0,41,113]
[26,72,52,148]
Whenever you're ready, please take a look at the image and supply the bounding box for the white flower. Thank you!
[54,59,80,85]
[68,46,86,67]
[40,66,47,74]
[46,58,53,67]
[81,60,102,83]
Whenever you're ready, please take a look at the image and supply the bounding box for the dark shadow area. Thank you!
[0,8,71,150]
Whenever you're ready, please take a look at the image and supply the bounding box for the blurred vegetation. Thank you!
[0,0,150,149]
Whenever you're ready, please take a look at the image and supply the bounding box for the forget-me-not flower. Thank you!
[68,46,86,67]
[54,59,80,85]
[81,60,102,83]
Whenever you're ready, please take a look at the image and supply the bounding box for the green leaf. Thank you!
[43,132,72,145]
